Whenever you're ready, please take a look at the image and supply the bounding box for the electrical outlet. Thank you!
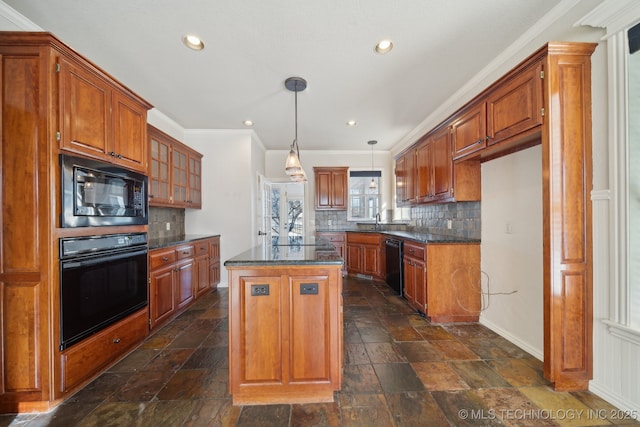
[251,284,270,296]
[505,222,513,234]
[165,222,171,231]
[327,219,332,226]
[447,219,452,229]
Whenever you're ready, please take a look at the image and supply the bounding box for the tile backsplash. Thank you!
[314,202,481,239]
[148,207,185,240]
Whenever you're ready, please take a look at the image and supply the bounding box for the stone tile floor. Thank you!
[2,276,638,426]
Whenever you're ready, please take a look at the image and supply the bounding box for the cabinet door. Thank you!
[289,275,332,382]
[415,138,432,201]
[150,264,176,328]
[175,260,194,310]
[486,60,543,145]
[235,276,283,383]
[111,90,147,172]
[451,102,486,161]
[172,146,189,206]
[188,151,202,208]
[362,244,379,277]
[330,168,348,209]
[315,169,332,209]
[195,254,210,298]
[403,258,415,305]
[412,259,427,314]
[59,55,111,160]
[403,150,416,204]
[148,129,172,205]
[209,237,221,287]
[346,244,362,272]
[431,126,454,200]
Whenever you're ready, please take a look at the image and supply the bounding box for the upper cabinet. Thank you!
[148,125,203,208]
[58,55,151,173]
[395,56,545,207]
[314,167,348,210]
[451,102,487,161]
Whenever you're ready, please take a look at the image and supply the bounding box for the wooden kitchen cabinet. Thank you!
[58,54,151,173]
[316,232,346,274]
[314,167,348,210]
[395,149,416,206]
[486,59,544,147]
[0,32,152,413]
[227,265,343,405]
[416,125,454,203]
[195,240,211,297]
[209,236,221,287]
[451,101,487,161]
[403,242,427,313]
[148,125,203,208]
[402,241,480,323]
[346,232,384,280]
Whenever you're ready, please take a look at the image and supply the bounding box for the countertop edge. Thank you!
[149,234,221,250]
[315,230,480,244]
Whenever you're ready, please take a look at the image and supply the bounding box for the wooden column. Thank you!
[542,42,596,391]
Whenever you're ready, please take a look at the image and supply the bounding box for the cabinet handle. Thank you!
[475,138,484,145]
[149,194,155,199]
[162,257,169,262]
[182,251,189,255]
[116,154,122,159]
[113,338,121,344]
[109,151,116,156]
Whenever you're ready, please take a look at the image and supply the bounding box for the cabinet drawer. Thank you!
[404,242,426,261]
[150,248,176,269]
[194,240,209,257]
[175,244,195,260]
[317,232,345,243]
[60,309,148,392]
[347,232,380,245]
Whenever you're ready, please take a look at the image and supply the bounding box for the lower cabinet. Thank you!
[149,237,220,330]
[60,308,148,393]
[346,232,384,280]
[403,241,481,323]
[227,265,343,405]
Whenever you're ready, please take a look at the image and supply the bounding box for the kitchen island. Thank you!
[224,241,343,405]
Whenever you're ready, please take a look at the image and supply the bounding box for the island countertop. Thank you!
[224,241,343,267]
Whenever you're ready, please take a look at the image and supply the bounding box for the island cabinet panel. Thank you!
[239,276,283,383]
[315,232,346,274]
[228,266,343,405]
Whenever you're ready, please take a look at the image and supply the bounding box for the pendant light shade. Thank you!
[368,140,377,189]
[284,77,307,181]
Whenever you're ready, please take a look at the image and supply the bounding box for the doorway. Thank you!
[257,175,305,246]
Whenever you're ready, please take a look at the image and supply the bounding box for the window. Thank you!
[348,170,381,221]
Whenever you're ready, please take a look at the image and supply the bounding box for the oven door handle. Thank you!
[61,248,148,270]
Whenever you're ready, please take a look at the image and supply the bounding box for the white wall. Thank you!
[182,130,264,287]
[479,145,543,359]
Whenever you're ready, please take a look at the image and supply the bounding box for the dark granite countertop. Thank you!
[224,240,342,267]
[149,234,220,250]
[315,229,480,244]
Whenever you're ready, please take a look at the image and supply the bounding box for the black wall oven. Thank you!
[60,154,148,227]
[59,233,148,350]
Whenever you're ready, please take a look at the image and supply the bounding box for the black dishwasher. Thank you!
[385,238,404,296]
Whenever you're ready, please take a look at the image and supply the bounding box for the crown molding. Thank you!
[0,1,42,30]
[576,0,640,39]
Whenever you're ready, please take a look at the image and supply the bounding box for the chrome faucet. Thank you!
[375,213,381,230]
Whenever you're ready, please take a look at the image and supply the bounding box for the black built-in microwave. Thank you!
[60,154,148,227]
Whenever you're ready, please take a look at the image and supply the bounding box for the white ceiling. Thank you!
[2,0,586,152]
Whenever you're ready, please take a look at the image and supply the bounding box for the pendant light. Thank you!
[284,77,307,182]
[368,140,377,189]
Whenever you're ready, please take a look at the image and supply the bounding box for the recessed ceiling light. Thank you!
[375,39,393,54]
[243,120,253,127]
[183,34,205,51]
[346,120,357,127]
